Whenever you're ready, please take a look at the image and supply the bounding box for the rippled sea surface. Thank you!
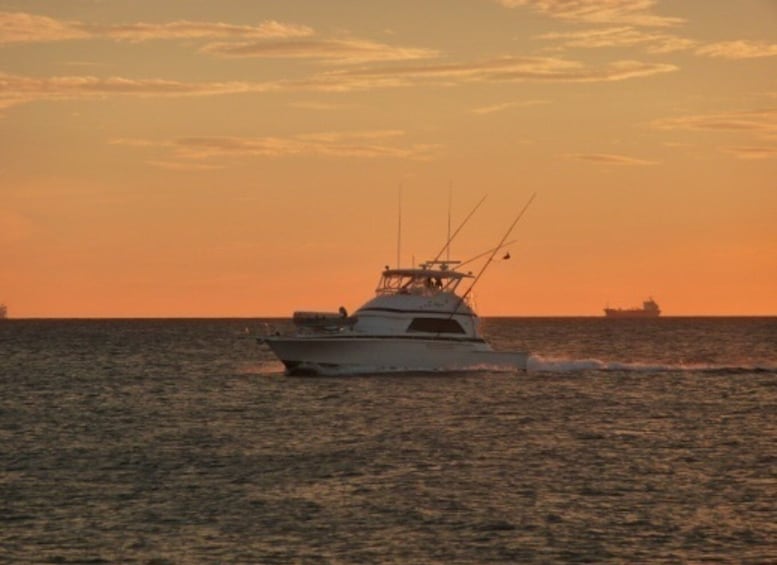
[1,317,776,563]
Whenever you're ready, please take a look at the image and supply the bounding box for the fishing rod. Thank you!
[432,194,488,263]
[454,192,536,312]
[456,239,519,271]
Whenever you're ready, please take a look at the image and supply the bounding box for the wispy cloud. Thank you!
[539,26,777,60]
[0,11,88,43]
[472,99,549,114]
[288,101,346,111]
[498,0,683,27]
[0,11,434,65]
[695,40,777,60]
[113,131,441,163]
[0,54,677,113]
[91,20,314,42]
[538,26,696,53]
[202,38,438,64]
[721,145,777,160]
[0,11,313,43]
[569,152,658,165]
[652,109,777,160]
[318,56,678,88]
[0,72,280,110]
[651,109,777,133]
[147,160,226,171]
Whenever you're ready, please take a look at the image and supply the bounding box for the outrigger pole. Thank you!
[457,238,519,270]
[432,194,488,264]
[456,192,536,310]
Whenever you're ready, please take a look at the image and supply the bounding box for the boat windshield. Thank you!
[376,269,466,296]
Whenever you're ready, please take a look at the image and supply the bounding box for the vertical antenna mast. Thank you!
[447,182,452,262]
[396,183,402,268]
[432,194,487,263]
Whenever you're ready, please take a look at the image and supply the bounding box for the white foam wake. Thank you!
[527,355,776,374]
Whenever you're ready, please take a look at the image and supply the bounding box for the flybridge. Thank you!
[377,260,472,297]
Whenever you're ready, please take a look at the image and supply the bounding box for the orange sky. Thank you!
[1,0,776,317]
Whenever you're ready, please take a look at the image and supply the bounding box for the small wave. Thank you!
[235,361,286,376]
[527,355,777,374]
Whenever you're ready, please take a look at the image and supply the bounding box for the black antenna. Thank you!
[396,183,402,268]
[432,194,487,263]
[447,182,452,262]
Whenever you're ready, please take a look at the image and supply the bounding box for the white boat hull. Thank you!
[261,335,528,375]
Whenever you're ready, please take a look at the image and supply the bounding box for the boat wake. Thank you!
[300,360,775,376]
[527,354,776,374]
[239,357,775,378]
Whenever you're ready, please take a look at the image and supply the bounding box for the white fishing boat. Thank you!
[261,261,528,375]
[259,194,534,375]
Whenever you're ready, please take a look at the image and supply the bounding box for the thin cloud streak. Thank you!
[0,11,313,43]
[0,11,88,43]
[0,11,435,66]
[651,109,777,133]
[538,27,776,60]
[696,40,777,60]
[0,72,281,110]
[498,0,684,27]
[319,56,678,86]
[148,160,226,171]
[569,152,659,165]
[472,100,549,114]
[289,101,345,111]
[721,145,777,160]
[0,56,677,112]
[113,131,442,163]
[202,38,439,64]
[538,27,697,53]
[652,108,777,160]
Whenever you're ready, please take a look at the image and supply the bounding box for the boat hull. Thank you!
[261,335,528,375]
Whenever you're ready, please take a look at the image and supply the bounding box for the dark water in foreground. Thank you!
[1,317,775,563]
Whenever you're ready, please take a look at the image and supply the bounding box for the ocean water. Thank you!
[1,317,775,563]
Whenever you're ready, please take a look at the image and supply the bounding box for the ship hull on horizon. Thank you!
[604,308,660,319]
[604,297,661,318]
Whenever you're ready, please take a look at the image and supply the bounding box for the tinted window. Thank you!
[407,318,466,334]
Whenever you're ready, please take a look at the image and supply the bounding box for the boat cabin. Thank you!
[376,261,472,298]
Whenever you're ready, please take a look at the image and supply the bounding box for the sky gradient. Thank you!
[1,0,776,317]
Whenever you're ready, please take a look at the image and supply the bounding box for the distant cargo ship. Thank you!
[604,298,660,318]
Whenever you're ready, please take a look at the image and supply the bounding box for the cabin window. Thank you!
[407,318,466,334]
